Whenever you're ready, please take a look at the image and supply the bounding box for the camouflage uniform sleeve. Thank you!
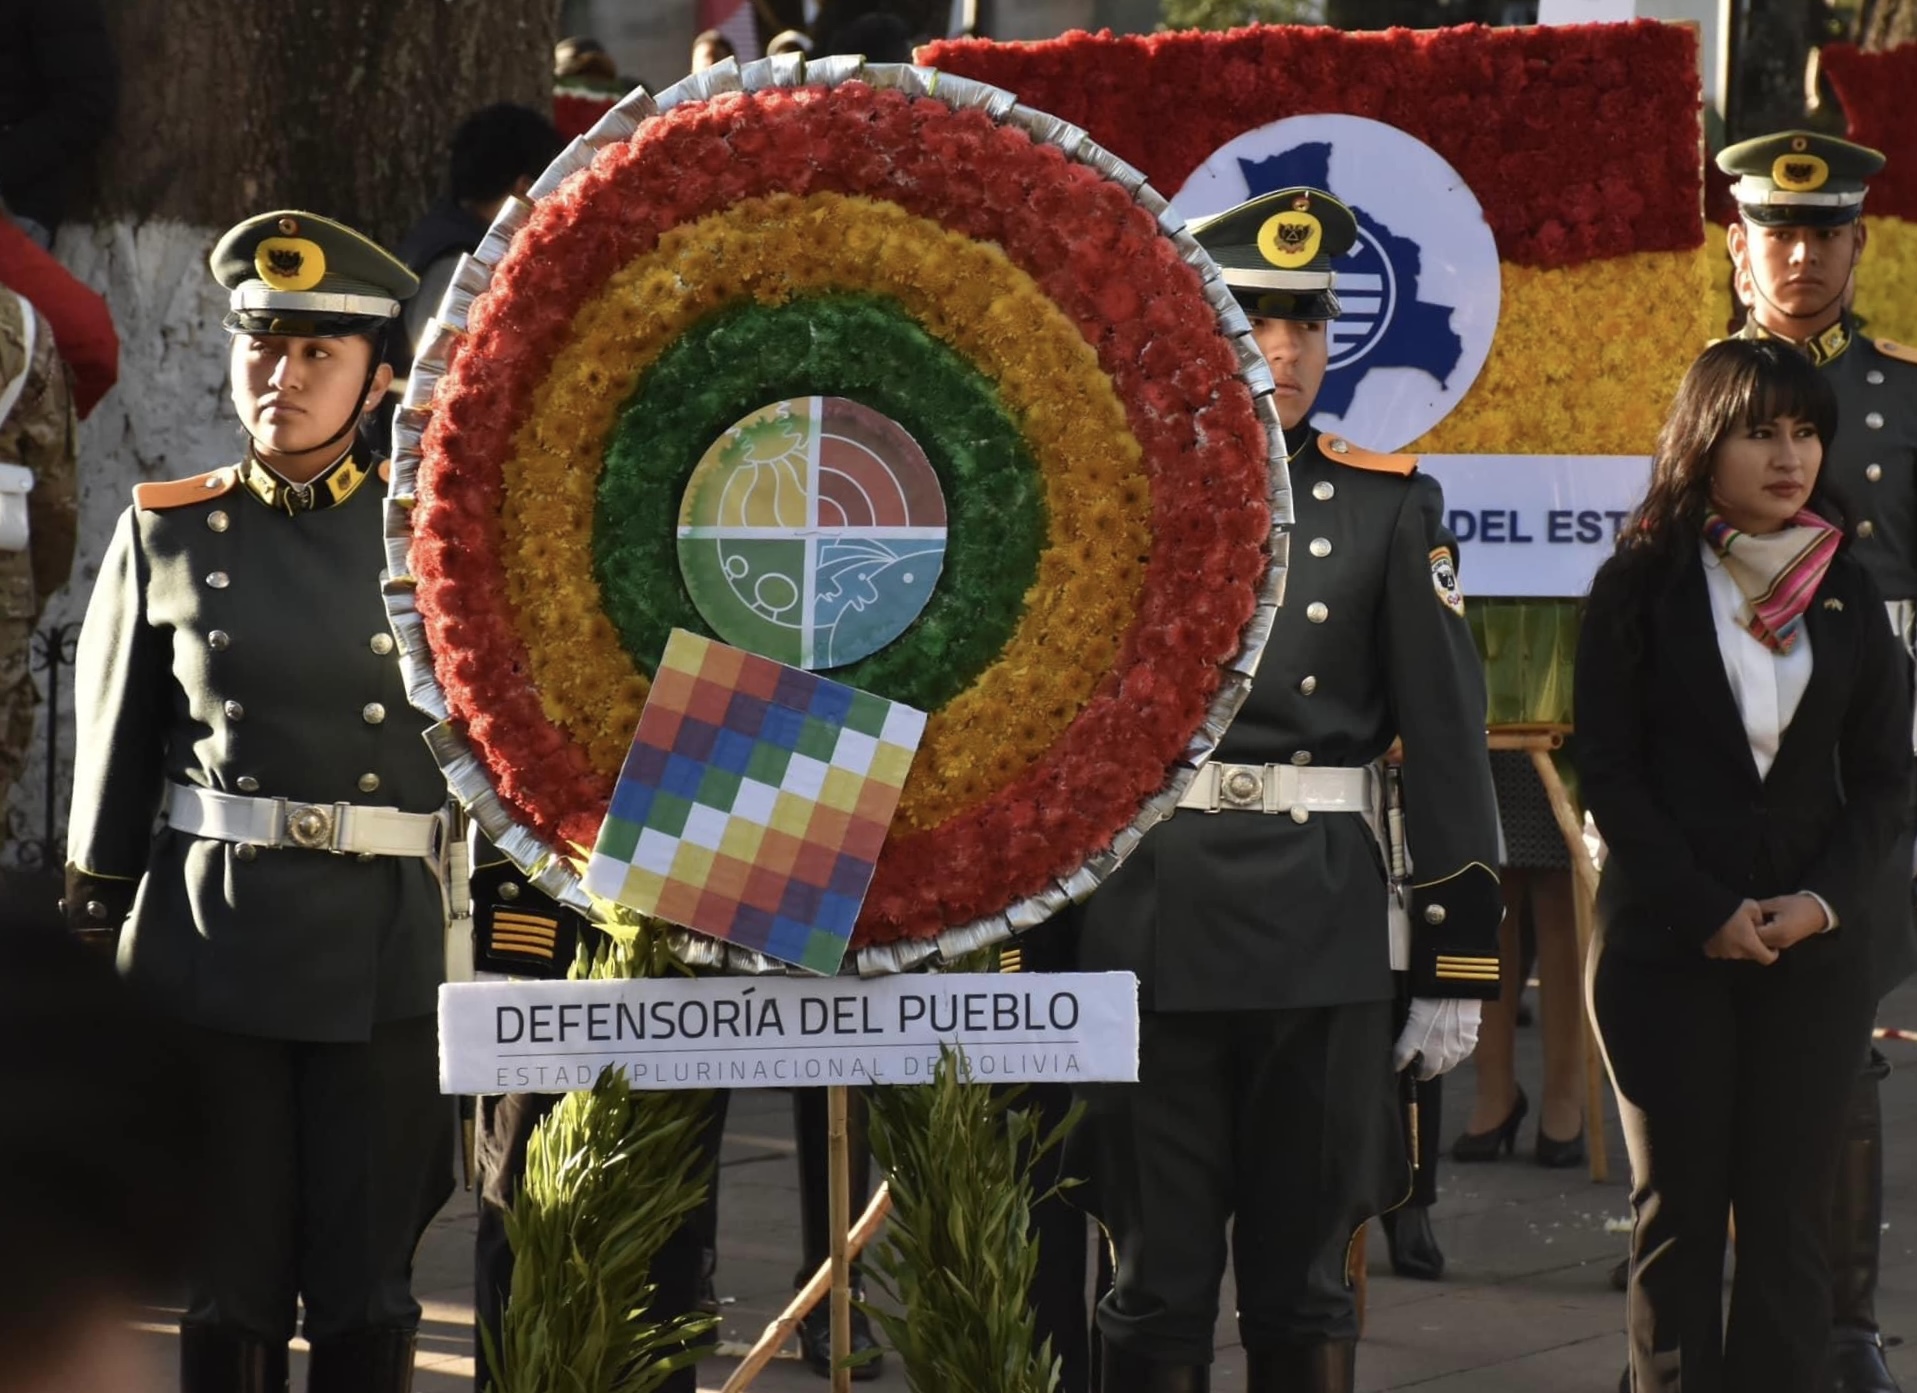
[64,506,166,932]
[1381,473,1503,999]
[19,307,77,607]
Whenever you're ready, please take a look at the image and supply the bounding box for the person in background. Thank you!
[1580,338,1912,1393]
[692,28,736,73]
[1721,128,1917,1393]
[812,10,913,62]
[0,282,76,817]
[1069,187,1502,1393]
[394,103,562,364]
[0,0,117,247]
[766,28,815,57]
[65,211,452,1393]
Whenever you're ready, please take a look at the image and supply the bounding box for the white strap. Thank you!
[164,782,443,857]
[0,290,36,426]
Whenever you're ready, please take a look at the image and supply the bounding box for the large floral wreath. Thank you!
[389,59,1282,965]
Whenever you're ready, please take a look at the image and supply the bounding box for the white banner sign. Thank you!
[1416,454,1652,598]
[438,972,1140,1094]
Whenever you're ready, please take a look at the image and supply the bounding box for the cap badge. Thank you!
[255,236,326,292]
[1258,209,1322,269]
[1773,153,1829,192]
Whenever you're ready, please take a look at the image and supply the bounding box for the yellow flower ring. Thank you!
[396,67,1284,960]
[502,193,1152,832]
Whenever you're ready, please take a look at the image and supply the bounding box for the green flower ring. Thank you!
[392,57,1290,967]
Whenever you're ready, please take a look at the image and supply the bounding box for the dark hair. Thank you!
[449,103,563,205]
[815,12,914,62]
[692,28,735,57]
[1611,337,1843,574]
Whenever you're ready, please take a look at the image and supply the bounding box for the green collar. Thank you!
[241,447,371,513]
[1740,313,1853,367]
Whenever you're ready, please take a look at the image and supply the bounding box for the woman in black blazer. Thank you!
[1578,338,1914,1393]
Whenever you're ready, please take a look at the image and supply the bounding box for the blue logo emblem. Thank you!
[1239,141,1465,421]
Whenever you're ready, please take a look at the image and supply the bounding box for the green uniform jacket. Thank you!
[66,454,447,1042]
[1819,323,1917,602]
[1078,431,1503,1012]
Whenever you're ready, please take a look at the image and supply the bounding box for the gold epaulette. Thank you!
[1319,435,1419,477]
[133,466,239,511]
[1874,337,1917,368]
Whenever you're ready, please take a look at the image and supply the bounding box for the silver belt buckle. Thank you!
[283,802,338,851]
[1218,765,1264,810]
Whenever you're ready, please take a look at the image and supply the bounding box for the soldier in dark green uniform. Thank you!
[1069,188,1503,1393]
[1720,131,1917,1393]
[65,211,454,1393]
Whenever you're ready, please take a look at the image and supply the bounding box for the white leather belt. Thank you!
[165,782,444,858]
[1176,762,1378,822]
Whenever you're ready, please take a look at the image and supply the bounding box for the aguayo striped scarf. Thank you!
[1703,509,1842,654]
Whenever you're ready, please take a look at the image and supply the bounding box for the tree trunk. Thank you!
[1856,0,1917,48]
[11,0,556,865]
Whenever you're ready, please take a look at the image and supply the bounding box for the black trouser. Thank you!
[1593,934,1873,1393]
[1021,1081,1092,1393]
[182,1014,452,1343]
[794,1087,873,1279]
[1070,1002,1401,1365]
[473,1089,729,1392]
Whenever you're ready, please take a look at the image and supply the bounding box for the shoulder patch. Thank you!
[134,467,239,511]
[1430,546,1466,617]
[1320,434,1419,476]
[1873,337,1917,368]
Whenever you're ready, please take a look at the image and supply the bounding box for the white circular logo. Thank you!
[1174,114,1501,453]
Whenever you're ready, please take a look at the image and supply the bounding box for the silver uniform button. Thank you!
[1291,751,1312,766]
[223,699,244,721]
[1309,537,1332,558]
[1859,520,1877,539]
[1306,601,1328,623]
[236,843,258,862]
[1866,412,1885,430]
[1289,806,1309,824]
[206,571,230,589]
[207,510,230,533]
[363,702,387,725]
[236,776,259,793]
[1867,464,1884,483]
[1424,904,1447,925]
[1299,675,1318,695]
[1868,370,1885,385]
[85,899,107,919]
[370,633,395,656]
[500,881,522,902]
[1312,481,1335,502]
[358,772,381,793]
[207,629,230,651]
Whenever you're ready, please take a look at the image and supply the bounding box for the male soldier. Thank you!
[1721,130,1917,1393]
[65,212,452,1392]
[0,283,76,818]
[1069,187,1502,1393]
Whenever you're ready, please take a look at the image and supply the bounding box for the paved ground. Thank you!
[125,977,1917,1391]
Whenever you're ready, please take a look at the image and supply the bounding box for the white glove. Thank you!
[1393,998,1482,1080]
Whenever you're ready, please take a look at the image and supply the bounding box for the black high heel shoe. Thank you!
[1451,1088,1528,1162]
[1535,1126,1587,1169]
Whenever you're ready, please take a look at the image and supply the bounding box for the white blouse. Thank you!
[1700,542,1814,781]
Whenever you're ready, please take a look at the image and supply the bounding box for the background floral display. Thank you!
[393,60,1285,963]
[1813,41,1917,348]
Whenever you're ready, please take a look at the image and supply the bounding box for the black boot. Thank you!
[794,1090,883,1379]
[1827,1065,1901,1393]
[1245,1338,1357,1393]
[306,1328,417,1393]
[1381,1204,1446,1280]
[796,1279,884,1381]
[179,1324,289,1393]
[1098,1337,1209,1392]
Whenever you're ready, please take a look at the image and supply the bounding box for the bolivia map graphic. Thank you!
[677,397,949,670]
[1241,142,1465,419]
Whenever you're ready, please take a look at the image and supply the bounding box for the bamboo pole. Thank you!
[829,1086,852,1393]
[717,1180,893,1393]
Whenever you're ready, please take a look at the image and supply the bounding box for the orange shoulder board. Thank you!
[1874,337,1917,368]
[378,458,392,483]
[1318,435,1419,477]
[134,467,239,511]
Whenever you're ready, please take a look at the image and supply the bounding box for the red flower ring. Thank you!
[413,81,1271,945]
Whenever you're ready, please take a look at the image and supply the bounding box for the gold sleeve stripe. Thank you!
[494,912,561,930]
[1435,969,1501,981]
[1436,956,1499,967]
[488,934,558,953]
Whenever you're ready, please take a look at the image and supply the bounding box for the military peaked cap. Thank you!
[210,210,418,338]
[1717,131,1886,228]
[1189,186,1358,321]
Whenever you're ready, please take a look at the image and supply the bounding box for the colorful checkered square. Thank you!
[583,629,926,973]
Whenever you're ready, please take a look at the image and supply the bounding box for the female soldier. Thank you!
[66,211,452,1393]
[1579,338,1913,1392]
